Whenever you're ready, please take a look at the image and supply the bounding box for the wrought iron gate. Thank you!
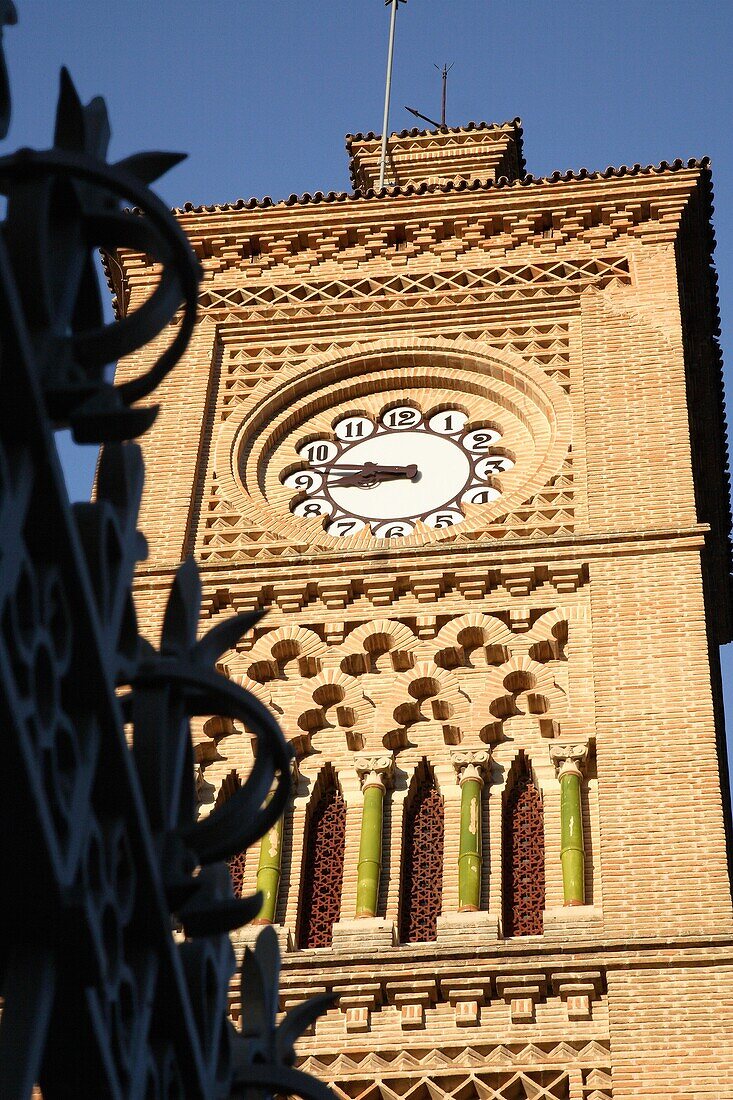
[0,7,332,1097]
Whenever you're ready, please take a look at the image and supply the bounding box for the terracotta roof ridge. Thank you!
[344,118,523,148]
[168,157,710,217]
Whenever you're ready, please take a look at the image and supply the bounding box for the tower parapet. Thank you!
[346,118,525,190]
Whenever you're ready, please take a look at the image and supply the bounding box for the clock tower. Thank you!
[109,119,733,1098]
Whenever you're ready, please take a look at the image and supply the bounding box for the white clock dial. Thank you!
[334,415,375,442]
[297,439,338,464]
[328,431,471,521]
[428,409,468,435]
[464,427,502,452]
[281,399,512,538]
[293,497,333,519]
[462,485,501,506]
[283,469,324,494]
[380,406,421,430]
[476,455,514,477]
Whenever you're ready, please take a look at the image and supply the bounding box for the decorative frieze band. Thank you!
[195,257,632,315]
[199,562,588,622]
[304,967,606,1032]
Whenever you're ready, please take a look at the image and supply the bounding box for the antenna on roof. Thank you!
[405,61,454,130]
[436,62,454,127]
[379,0,407,191]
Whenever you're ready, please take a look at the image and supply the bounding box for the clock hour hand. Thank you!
[328,462,418,488]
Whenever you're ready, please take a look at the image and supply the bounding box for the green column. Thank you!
[457,762,485,912]
[352,756,387,919]
[553,747,587,906]
[252,812,284,925]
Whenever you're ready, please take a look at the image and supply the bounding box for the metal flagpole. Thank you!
[379,0,406,190]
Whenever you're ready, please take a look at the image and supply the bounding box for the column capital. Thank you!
[549,740,590,779]
[354,752,395,791]
[450,747,492,786]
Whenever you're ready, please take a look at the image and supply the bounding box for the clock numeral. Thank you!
[462,485,501,506]
[326,517,367,538]
[335,415,374,442]
[463,427,502,453]
[381,406,421,430]
[425,509,463,529]
[283,470,323,493]
[298,439,338,464]
[293,497,333,519]
[475,455,515,479]
[372,520,415,539]
[428,409,468,435]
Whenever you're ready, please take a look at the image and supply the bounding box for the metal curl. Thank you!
[0,146,199,440]
[232,1063,335,1100]
[133,660,293,863]
[0,16,335,1098]
[130,559,292,865]
[0,1,15,140]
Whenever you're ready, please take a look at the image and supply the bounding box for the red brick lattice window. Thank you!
[399,760,444,944]
[215,769,247,899]
[297,771,346,948]
[502,752,545,936]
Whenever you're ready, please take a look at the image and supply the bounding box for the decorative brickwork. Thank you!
[399,761,444,944]
[331,1068,570,1100]
[502,752,545,937]
[228,850,248,900]
[297,770,346,948]
[114,121,733,1097]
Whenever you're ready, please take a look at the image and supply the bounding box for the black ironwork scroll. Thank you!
[0,10,333,1098]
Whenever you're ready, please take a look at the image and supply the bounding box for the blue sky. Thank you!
[8,1,733,744]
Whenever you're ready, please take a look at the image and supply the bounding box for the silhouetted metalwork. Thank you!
[0,10,332,1098]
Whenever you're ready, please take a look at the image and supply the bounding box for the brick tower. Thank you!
[110,120,733,1098]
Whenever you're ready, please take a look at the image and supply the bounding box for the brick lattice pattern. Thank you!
[228,850,247,901]
[502,752,545,937]
[330,1068,570,1100]
[298,783,346,948]
[399,764,445,944]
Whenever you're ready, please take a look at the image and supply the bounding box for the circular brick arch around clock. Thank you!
[218,334,573,551]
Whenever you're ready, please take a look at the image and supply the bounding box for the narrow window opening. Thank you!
[502,751,545,936]
[399,759,444,943]
[297,766,346,948]
[215,769,247,899]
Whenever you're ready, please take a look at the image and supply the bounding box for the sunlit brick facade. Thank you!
[111,119,733,1098]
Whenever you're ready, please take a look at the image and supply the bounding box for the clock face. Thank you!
[221,336,573,552]
[280,402,515,539]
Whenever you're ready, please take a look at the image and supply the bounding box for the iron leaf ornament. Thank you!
[0,66,200,442]
[233,926,335,1100]
[0,12,335,1100]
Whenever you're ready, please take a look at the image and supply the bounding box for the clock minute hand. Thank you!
[329,462,418,488]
